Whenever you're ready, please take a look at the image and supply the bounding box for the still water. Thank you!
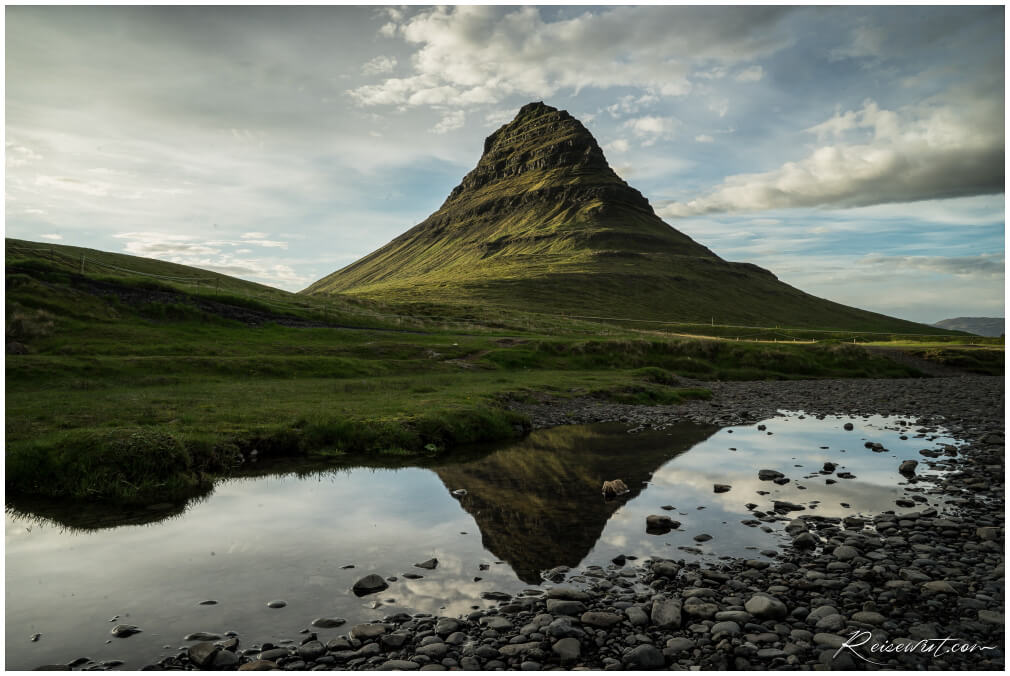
[6,412,962,669]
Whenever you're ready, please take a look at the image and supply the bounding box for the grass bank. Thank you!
[9,239,995,505]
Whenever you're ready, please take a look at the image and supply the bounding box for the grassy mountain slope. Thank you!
[934,317,1005,337]
[303,102,939,334]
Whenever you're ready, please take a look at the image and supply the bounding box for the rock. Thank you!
[623,644,664,668]
[625,606,649,626]
[547,587,591,601]
[843,422,854,431]
[188,642,220,669]
[922,580,957,594]
[451,489,467,498]
[379,660,421,670]
[792,532,819,549]
[822,462,837,472]
[899,460,918,475]
[693,533,712,542]
[297,641,326,661]
[552,638,581,663]
[851,611,886,626]
[745,595,788,620]
[832,545,859,560]
[498,643,539,658]
[837,471,856,479]
[266,600,287,609]
[711,620,741,636]
[652,561,680,578]
[773,500,805,512]
[480,615,513,631]
[650,597,682,629]
[714,484,731,493]
[978,610,1003,625]
[976,526,1002,540]
[352,574,389,596]
[665,637,695,655]
[110,624,141,638]
[435,618,461,636]
[416,643,448,659]
[414,558,438,570]
[758,469,784,481]
[580,611,622,628]
[546,599,585,616]
[814,614,846,632]
[184,631,222,641]
[238,660,278,671]
[645,515,678,532]
[311,617,346,628]
[351,623,389,640]
[547,616,584,639]
[212,650,240,669]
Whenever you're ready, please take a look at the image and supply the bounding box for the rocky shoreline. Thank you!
[44,376,1004,671]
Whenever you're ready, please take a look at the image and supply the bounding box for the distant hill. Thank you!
[933,317,1005,337]
[304,102,941,334]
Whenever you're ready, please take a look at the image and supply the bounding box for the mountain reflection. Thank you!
[432,422,718,584]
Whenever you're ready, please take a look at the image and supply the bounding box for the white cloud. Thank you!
[695,134,714,143]
[734,65,764,82]
[604,94,658,119]
[362,55,397,76]
[661,97,1004,217]
[621,116,679,146]
[431,110,465,135]
[604,139,630,154]
[829,24,885,62]
[484,109,515,126]
[241,232,269,240]
[860,253,1004,277]
[350,6,793,109]
[40,233,62,240]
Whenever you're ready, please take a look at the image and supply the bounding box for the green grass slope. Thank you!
[303,102,941,335]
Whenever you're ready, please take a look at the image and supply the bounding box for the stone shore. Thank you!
[59,376,1004,671]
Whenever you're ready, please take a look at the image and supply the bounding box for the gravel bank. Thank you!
[57,376,1004,671]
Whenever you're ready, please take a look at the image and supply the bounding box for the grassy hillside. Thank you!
[6,238,960,506]
[304,103,943,335]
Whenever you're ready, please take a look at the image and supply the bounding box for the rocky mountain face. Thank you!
[304,102,938,333]
[933,317,1004,337]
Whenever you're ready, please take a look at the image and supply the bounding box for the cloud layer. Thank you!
[350,6,793,108]
[661,98,1004,217]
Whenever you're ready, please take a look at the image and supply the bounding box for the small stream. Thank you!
[5,411,963,669]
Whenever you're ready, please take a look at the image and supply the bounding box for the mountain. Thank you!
[933,317,1005,337]
[310,101,934,332]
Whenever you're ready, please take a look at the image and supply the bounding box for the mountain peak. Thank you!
[445,100,625,208]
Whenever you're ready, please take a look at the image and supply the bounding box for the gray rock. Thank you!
[183,632,222,641]
[379,660,420,670]
[552,638,581,663]
[310,617,346,629]
[645,515,678,531]
[624,644,664,668]
[435,618,461,636]
[714,484,731,493]
[110,625,141,638]
[832,545,859,561]
[212,650,239,669]
[899,459,918,475]
[711,620,741,636]
[188,642,220,669]
[479,615,513,631]
[298,641,326,661]
[266,600,287,609]
[792,532,819,549]
[978,610,1003,625]
[546,599,586,616]
[665,637,696,654]
[352,574,389,596]
[758,469,784,480]
[652,561,680,578]
[851,611,886,626]
[546,587,590,601]
[745,594,788,620]
[651,597,682,629]
[416,643,448,659]
[814,614,846,632]
[351,623,389,640]
[580,611,623,628]
[625,606,649,626]
[414,558,438,570]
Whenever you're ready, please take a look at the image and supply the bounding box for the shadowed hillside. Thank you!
[305,102,939,334]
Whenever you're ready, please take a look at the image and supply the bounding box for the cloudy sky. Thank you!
[6,5,1004,323]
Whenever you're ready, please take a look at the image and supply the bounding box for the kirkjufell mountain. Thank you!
[303,102,934,332]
